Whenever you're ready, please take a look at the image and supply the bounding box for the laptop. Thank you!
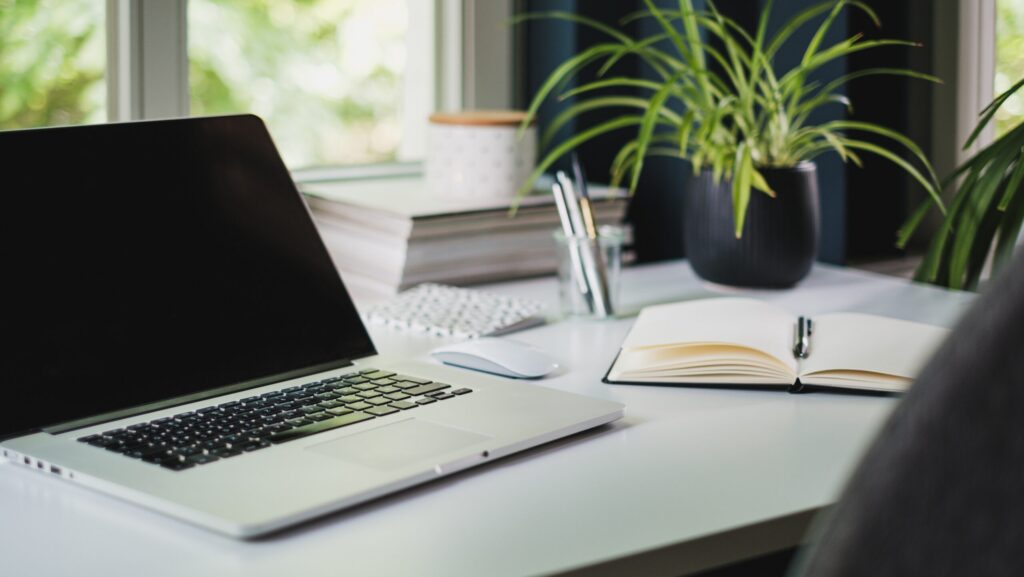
[0,115,624,538]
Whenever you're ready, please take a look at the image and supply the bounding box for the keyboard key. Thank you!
[404,383,451,396]
[370,378,396,386]
[269,412,375,444]
[452,388,473,395]
[241,440,271,452]
[433,393,456,400]
[161,459,194,471]
[338,387,360,396]
[188,454,220,465]
[416,398,437,405]
[307,412,332,422]
[394,375,431,384]
[366,406,399,416]
[357,391,381,399]
[318,400,342,409]
[389,401,417,410]
[286,417,312,427]
[384,392,410,401]
[346,401,373,411]
[366,397,391,406]
[345,376,370,384]
[362,370,396,380]
[358,368,379,374]
[377,385,400,394]
[353,383,377,391]
[326,407,353,416]
[339,395,362,403]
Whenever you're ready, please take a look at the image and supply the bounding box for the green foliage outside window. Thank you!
[0,0,105,130]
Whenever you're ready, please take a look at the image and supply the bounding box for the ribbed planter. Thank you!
[684,162,820,288]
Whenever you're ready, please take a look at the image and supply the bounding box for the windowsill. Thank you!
[291,161,423,185]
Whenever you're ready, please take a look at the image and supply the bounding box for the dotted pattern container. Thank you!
[426,110,537,201]
[361,283,545,339]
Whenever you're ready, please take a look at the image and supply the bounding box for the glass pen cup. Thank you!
[553,225,624,318]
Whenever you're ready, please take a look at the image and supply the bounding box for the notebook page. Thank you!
[799,313,949,381]
[622,297,799,374]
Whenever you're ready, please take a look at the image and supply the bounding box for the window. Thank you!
[0,0,513,173]
[996,0,1024,135]
[0,0,106,129]
[189,0,425,168]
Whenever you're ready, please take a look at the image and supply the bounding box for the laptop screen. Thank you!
[2,115,376,438]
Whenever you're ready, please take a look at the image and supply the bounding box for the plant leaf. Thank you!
[732,142,753,238]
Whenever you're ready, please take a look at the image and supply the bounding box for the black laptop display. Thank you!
[2,115,375,439]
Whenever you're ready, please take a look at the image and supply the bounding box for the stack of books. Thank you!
[300,177,629,300]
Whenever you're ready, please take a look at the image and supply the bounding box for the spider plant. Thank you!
[517,0,944,238]
[898,77,1024,291]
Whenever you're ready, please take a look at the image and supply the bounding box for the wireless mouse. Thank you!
[431,337,559,379]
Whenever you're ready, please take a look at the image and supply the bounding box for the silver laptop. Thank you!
[0,115,623,538]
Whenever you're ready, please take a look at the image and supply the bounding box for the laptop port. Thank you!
[23,456,30,466]
[50,465,62,475]
[37,461,44,469]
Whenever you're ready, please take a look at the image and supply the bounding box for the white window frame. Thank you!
[103,0,515,182]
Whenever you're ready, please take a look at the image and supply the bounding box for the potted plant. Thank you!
[518,0,943,287]
[898,77,1024,291]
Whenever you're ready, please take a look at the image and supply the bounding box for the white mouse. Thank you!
[431,337,559,379]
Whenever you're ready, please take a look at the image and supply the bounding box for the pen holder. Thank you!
[553,225,624,318]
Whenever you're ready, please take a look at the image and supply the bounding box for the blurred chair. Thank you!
[790,252,1024,577]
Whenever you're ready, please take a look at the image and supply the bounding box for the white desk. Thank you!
[0,261,975,577]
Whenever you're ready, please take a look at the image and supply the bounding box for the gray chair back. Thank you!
[793,254,1024,577]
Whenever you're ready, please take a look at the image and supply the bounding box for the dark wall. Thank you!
[515,0,931,265]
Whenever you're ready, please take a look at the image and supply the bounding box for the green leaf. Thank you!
[628,76,678,193]
[519,115,644,197]
[519,44,621,138]
[840,138,944,213]
[732,142,754,238]
[558,77,667,101]
[540,96,680,149]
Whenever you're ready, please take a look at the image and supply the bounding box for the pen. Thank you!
[551,180,591,299]
[794,316,812,359]
[570,155,613,316]
[556,170,611,317]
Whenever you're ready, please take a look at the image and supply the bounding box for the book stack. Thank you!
[300,177,629,300]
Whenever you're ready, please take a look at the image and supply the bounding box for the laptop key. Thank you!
[338,395,362,403]
[389,401,417,410]
[403,383,450,397]
[188,454,220,465]
[161,460,194,471]
[415,398,437,405]
[452,388,473,395]
[433,393,457,400]
[306,412,332,422]
[357,391,381,399]
[366,397,391,406]
[326,407,353,416]
[346,401,373,411]
[353,383,377,391]
[362,370,396,380]
[394,375,431,385]
[376,386,400,394]
[269,412,375,444]
[384,392,410,401]
[366,406,399,416]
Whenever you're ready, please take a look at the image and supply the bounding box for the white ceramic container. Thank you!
[426,110,537,201]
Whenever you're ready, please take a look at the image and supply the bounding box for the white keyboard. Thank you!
[361,283,546,339]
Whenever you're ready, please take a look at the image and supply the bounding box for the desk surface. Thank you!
[0,261,975,577]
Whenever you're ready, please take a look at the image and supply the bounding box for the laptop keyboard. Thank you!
[77,369,473,472]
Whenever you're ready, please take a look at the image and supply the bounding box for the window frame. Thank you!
[103,0,515,182]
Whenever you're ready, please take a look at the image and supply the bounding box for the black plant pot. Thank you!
[684,162,820,288]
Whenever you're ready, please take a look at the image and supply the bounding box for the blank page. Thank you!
[621,298,799,375]
[799,313,949,382]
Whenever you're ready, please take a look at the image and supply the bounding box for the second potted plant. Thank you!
[519,0,944,287]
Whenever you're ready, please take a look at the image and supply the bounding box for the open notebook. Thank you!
[605,298,950,393]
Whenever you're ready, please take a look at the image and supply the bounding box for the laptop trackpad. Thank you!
[307,418,491,471]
